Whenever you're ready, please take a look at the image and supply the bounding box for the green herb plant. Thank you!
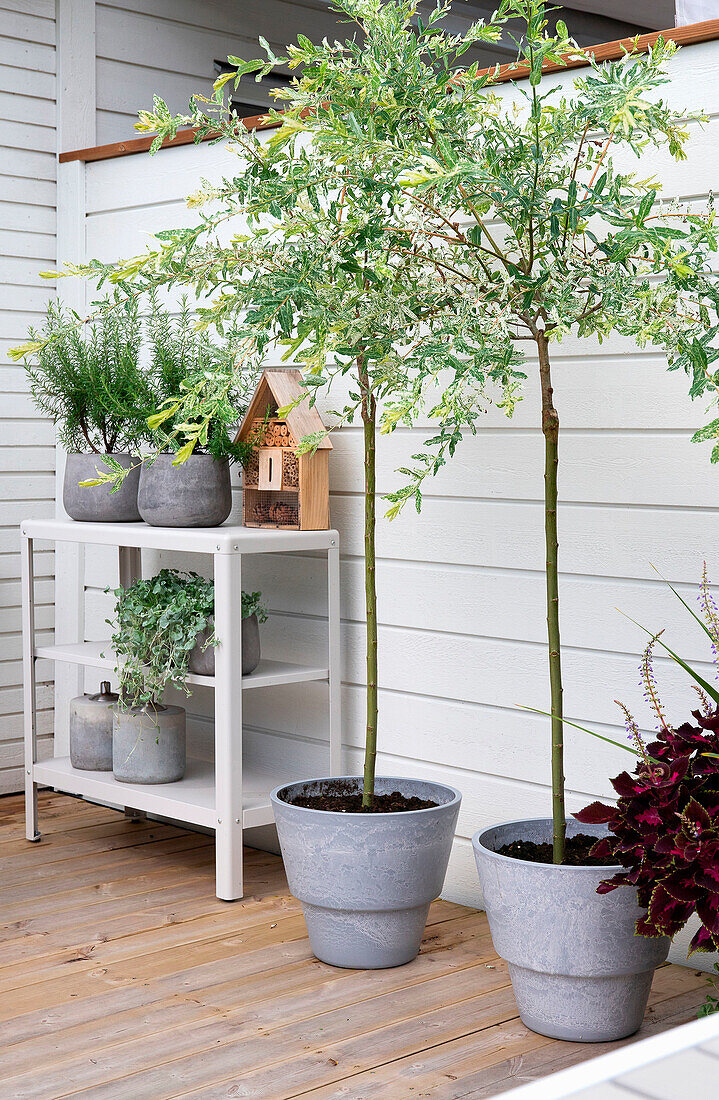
[145,293,255,466]
[108,570,216,710]
[108,570,268,711]
[20,292,151,454]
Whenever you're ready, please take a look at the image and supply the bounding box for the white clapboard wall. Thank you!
[61,38,719,969]
[93,0,509,145]
[0,0,57,793]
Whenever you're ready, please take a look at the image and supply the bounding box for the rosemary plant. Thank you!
[22,292,151,453]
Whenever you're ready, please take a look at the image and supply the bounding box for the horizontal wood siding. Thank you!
[93,0,361,145]
[0,0,56,793]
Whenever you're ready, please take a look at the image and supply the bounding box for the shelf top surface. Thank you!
[21,519,339,554]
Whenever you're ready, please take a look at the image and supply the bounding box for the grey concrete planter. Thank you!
[188,614,261,677]
[69,682,118,771]
[473,818,670,1042]
[271,775,461,969]
[138,454,232,528]
[63,453,140,522]
[112,704,186,784]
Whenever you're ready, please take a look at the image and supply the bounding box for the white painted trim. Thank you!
[53,158,87,755]
[56,0,96,151]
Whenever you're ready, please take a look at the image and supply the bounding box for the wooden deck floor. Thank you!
[0,791,709,1099]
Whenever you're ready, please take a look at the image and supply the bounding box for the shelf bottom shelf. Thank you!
[33,756,290,831]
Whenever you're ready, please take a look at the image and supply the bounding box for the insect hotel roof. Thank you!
[235,369,333,450]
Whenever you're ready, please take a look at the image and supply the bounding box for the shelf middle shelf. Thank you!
[35,641,329,690]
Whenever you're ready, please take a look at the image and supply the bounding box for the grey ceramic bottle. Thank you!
[69,681,118,771]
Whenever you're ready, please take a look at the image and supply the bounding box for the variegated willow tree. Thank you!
[21,0,719,842]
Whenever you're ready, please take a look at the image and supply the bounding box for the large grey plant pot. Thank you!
[271,776,461,970]
[188,614,260,677]
[473,818,670,1042]
[63,453,140,522]
[112,704,186,784]
[138,454,231,528]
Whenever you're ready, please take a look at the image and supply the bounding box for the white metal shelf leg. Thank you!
[119,545,142,589]
[328,543,342,775]
[22,535,40,841]
[213,550,244,901]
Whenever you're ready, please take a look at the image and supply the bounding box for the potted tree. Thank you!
[14,293,150,522]
[385,0,719,1041]
[543,570,719,1036]
[64,16,523,968]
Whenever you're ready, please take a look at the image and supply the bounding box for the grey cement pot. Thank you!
[63,453,140,522]
[112,704,186,784]
[188,615,261,677]
[69,681,118,771]
[271,775,461,970]
[138,454,232,527]
[473,818,670,1043]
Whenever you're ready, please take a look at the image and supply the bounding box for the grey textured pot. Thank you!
[138,454,232,527]
[112,704,186,784]
[271,775,461,969]
[69,681,118,771]
[188,614,261,677]
[63,453,140,522]
[473,818,670,1042]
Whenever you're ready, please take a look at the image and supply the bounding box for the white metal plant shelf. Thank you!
[21,519,341,901]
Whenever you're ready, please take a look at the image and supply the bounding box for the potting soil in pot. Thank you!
[496,834,607,866]
[286,785,438,813]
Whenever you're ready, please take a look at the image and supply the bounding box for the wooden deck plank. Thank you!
[0,792,708,1100]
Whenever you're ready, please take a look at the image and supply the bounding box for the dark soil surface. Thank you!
[287,790,438,813]
[496,834,608,866]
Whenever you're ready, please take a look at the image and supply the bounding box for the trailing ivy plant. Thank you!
[108,570,269,710]
[242,591,268,622]
[108,570,216,709]
[34,1,719,833]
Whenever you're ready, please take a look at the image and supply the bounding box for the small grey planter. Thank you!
[188,614,261,677]
[138,454,232,528]
[69,681,118,771]
[271,775,461,969]
[112,704,186,784]
[63,453,140,522]
[473,818,670,1042]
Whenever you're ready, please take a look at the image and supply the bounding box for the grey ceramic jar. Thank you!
[138,454,232,528]
[63,453,140,522]
[271,775,461,970]
[69,681,118,771]
[113,704,186,784]
[188,615,261,677]
[473,818,670,1043]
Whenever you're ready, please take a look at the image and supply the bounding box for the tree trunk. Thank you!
[537,332,565,863]
[359,366,378,809]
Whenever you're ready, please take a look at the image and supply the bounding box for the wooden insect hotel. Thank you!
[236,368,332,530]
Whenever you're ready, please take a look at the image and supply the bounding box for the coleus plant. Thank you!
[575,568,719,954]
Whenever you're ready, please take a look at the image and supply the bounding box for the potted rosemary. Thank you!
[16,294,150,522]
[136,300,253,527]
